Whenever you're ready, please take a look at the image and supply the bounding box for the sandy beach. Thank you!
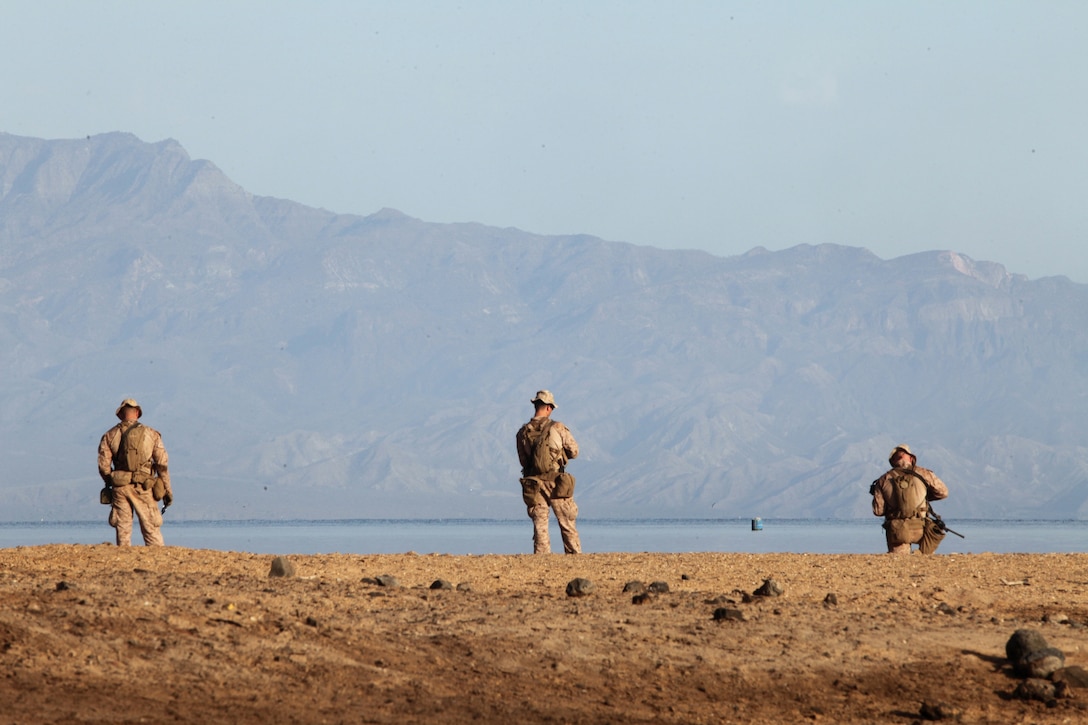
[1,544,1086,724]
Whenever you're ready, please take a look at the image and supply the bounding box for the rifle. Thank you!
[926,507,964,538]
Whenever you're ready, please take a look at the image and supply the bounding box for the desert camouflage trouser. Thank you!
[108,483,164,546]
[528,497,581,554]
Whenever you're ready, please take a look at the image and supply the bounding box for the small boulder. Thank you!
[918,701,962,720]
[1006,629,1065,678]
[269,557,296,578]
[1052,666,1088,689]
[712,607,745,622]
[753,578,783,597]
[566,578,595,597]
[1013,678,1057,703]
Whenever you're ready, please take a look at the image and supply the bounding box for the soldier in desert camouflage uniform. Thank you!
[97,399,173,546]
[516,390,581,554]
[870,444,949,554]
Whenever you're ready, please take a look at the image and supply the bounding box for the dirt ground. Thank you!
[1,544,1086,724]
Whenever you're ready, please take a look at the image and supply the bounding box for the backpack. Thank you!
[116,423,153,474]
[887,469,927,519]
[524,419,558,476]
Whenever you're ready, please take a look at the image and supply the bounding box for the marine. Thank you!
[97,398,174,546]
[870,443,949,554]
[516,390,582,554]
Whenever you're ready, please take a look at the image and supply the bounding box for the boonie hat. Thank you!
[889,443,915,465]
[531,390,556,407]
[115,398,143,419]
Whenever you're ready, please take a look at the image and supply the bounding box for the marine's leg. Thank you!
[110,488,135,546]
[527,502,551,554]
[883,518,921,555]
[133,489,164,546]
[550,497,581,554]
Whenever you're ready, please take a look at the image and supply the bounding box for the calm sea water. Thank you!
[0,518,1084,555]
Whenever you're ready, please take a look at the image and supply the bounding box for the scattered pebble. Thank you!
[430,579,453,590]
[647,581,670,594]
[622,581,646,594]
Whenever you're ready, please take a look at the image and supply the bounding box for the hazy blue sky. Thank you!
[4,2,1086,281]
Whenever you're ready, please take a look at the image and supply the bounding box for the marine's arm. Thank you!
[150,429,173,501]
[556,422,578,461]
[922,468,948,502]
[515,426,531,476]
[97,429,116,484]
[870,475,887,517]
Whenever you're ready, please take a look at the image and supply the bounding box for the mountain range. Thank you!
[2,131,1086,523]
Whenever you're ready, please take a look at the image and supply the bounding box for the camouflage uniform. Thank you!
[516,390,581,554]
[97,399,173,546]
[871,444,949,554]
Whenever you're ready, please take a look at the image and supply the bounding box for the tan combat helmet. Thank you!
[115,398,143,420]
[889,443,916,466]
[531,390,556,408]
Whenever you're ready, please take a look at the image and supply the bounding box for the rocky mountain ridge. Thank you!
[2,132,1086,522]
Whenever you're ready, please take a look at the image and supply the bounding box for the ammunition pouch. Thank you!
[109,470,152,491]
[109,471,132,487]
[99,487,112,505]
[150,477,166,501]
[552,472,575,499]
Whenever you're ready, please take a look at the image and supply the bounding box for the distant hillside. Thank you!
[2,131,1086,522]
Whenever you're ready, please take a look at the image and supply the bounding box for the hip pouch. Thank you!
[520,477,548,506]
[99,487,112,505]
[520,474,561,502]
[883,517,925,546]
[918,517,947,554]
[151,478,166,501]
[552,472,576,499]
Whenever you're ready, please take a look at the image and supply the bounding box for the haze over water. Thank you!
[1,519,1082,556]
